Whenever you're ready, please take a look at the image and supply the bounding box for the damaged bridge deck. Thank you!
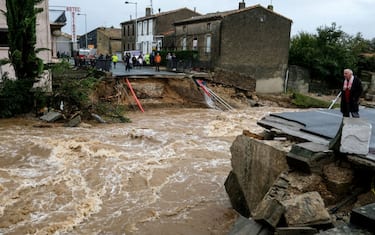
[257,107,375,166]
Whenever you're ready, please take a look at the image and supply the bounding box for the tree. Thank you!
[5,0,44,81]
[0,0,45,117]
[289,23,374,88]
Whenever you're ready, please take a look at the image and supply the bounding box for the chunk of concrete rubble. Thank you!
[340,118,371,155]
[275,226,318,235]
[347,154,375,169]
[224,171,250,217]
[317,223,373,234]
[283,191,331,227]
[91,113,106,123]
[227,135,289,213]
[329,117,372,155]
[287,142,335,174]
[252,198,285,227]
[350,202,375,233]
[40,111,62,122]
[323,162,354,196]
[252,172,289,227]
[64,114,81,127]
[227,215,272,235]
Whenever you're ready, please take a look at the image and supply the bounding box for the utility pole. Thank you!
[125,1,138,50]
[77,13,88,49]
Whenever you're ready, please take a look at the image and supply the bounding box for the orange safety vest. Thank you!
[155,55,161,64]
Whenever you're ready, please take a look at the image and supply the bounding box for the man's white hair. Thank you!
[344,68,353,75]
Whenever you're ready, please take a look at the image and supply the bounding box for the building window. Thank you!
[182,37,187,50]
[207,23,211,30]
[205,35,211,53]
[0,29,9,47]
[183,25,186,32]
[127,25,130,36]
[193,37,198,51]
[143,21,147,35]
[137,22,140,37]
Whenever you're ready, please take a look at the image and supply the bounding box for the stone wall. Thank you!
[286,65,310,93]
[212,68,256,91]
[218,7,291,93]
[228,135,289,213]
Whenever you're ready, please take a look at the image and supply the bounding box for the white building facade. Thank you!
[0,0,52,79]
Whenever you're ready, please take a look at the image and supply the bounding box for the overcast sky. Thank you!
[49,0,375,40]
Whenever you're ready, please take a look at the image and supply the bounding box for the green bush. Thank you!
[291,92,335,108]
[0,79,34,118]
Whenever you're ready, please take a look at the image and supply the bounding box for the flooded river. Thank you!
[0,107,289,235]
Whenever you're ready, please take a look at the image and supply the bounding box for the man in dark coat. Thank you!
[340,68,363,118]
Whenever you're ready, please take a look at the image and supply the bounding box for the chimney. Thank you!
[239,1,245,9]
[267,5,274,11]
[146,7,151,16]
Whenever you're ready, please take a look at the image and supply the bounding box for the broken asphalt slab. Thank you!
[257,107,375,162]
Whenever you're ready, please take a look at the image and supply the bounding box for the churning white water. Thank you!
[0,107,289,235]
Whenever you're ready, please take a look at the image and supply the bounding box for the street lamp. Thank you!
[125,1,137,50]
[77,13,88,49]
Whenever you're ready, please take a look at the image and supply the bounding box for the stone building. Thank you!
[0,0,54,79]
[174,3,292,93]
[79,27,122,57]
[120,7,200,55]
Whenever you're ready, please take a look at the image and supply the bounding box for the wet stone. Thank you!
[340,118,372,155]
[283,191,331,227]
[317,223,373,234]
[350,202,375,233]
[40,111,62,122]
[224,171,250,217]
[287,142,334,174]
[64,115,81,127]
[227,215,272,235]
[275,226,318,235]
[252,198,285,228]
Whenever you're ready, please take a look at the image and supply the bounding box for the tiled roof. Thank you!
[174,4,292,25]
[121,7,200,24]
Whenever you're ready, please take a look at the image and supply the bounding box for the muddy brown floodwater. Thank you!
[0,107,293,235]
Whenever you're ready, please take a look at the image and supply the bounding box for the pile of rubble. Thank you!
[225,117,375,234]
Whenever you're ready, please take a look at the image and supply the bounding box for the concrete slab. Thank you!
[40,111,62,122]
[259,108,375,163]
[269,109,342,139]
[340,118,372,155]
[275,227,318,235]
[287,142,335,173]
[227,216,272,235]
[318,223,373,234]
[350,202,375,232]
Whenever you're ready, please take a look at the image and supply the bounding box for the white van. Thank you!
[79,48,97,59]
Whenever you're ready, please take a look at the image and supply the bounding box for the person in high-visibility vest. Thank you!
[154,53,161,72]
[112,54,118,69]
